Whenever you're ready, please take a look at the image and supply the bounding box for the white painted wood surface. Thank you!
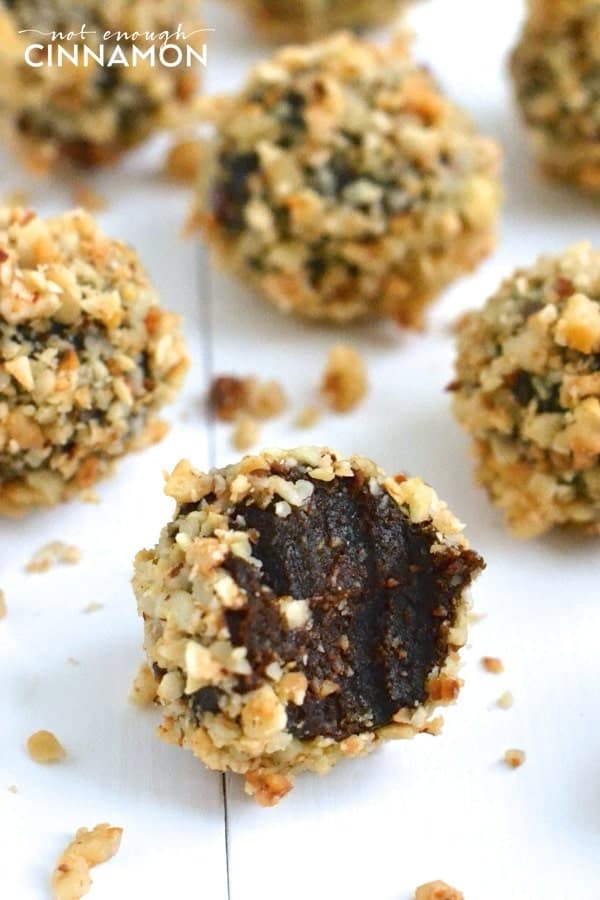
[2,1,599,896]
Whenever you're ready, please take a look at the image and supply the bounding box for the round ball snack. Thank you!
[511,0,600,192]
[233,0,409,42]
[195,33,501,326]
[0,207,188,515]
[133,446,484,805]
[0,0,202,170]
[452,243,600,537]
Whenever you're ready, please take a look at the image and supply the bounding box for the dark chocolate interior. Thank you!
[196,471,482,742]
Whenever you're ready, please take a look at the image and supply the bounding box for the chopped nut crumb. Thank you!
[164,138,204,182]
[3,188,30,206]
[51,823,122,900]
[0,589,6,619]
[320,345,368,413]
[244,770,293,807]
[295,405,321,428]
[25,542,82,574]
[496,691,514,710]
[481,656,504,674]
[415,881,464,900]
[129,663,157,707]
[82,602,103,615]
[71,183,107,212]
[209,374,287,422]
[231,414,260,451]
[26,730,66,764]
[504,748,526,769]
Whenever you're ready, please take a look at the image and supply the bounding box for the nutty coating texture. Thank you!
[452,243,600,537]
[0,207,188,516]
[233,0,410,42]
[133,447,483,805]
[195,33,501,326]
[0,0,202,171]
[511,0,600,192]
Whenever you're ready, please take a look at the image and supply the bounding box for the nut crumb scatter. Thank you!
[51,823,122,900]
[82,602,103,615]
[504,748,526,769]
[452,244,600,536]
[133,446,484,804]
[129,664,158,707]
[27,730,66,764]
[231,414,261,451]
[25,542,82,574]
[321,345,368,413]
[165,139,204,182]
[497,691,514,710]
[481,656,504,675]
[415,881,464,900]
[0,208,188,516]
[209,375,287,422]
[295,405,321,429]
[0,589,6,619]
[195,33,501,327]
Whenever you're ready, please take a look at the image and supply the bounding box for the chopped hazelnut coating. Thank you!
[0,589,6,619]
[511,0,600,192]
[25,542,81,574]
[0,2,203,172]
[0,208,188,516]
[233,0,410,41]
[481,656,504,675]
[195,33,501,326]
[129,663,158,706]
[415,881,464,900]
[231,414,261,451]
[504,748,526,769]
[452,244,600,536]
[133,446,484,804]
[321,345,368,413]
[165,139,205,183]
[27,730,66,763]
[51,823,122,900]
[295,405,321,428]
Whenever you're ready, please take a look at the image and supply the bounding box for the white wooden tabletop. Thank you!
[2,1,600,897]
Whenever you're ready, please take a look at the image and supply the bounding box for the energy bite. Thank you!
[0,0,202,171]
[510,0,600,192]
[233,0,408,42]
[0,207,188,516]
[195,33,501,326]
[452,244,600,537]
[133,446,483,805]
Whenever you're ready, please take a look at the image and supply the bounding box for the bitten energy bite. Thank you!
[0,0,203,170]
[0,207,188,515]
[452,244,600,537]
[233,0,408,42]
[511,0,600,192]
[133,447,483,805]
[195,33,501,326]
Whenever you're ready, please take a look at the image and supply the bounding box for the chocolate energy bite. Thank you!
[511,0,600,192]
[0,207,188,515]
[452,244,600,537]
[0,0,202,171]
[233,0,408,42]
[133,447,483,805]
[195,33,501,326]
